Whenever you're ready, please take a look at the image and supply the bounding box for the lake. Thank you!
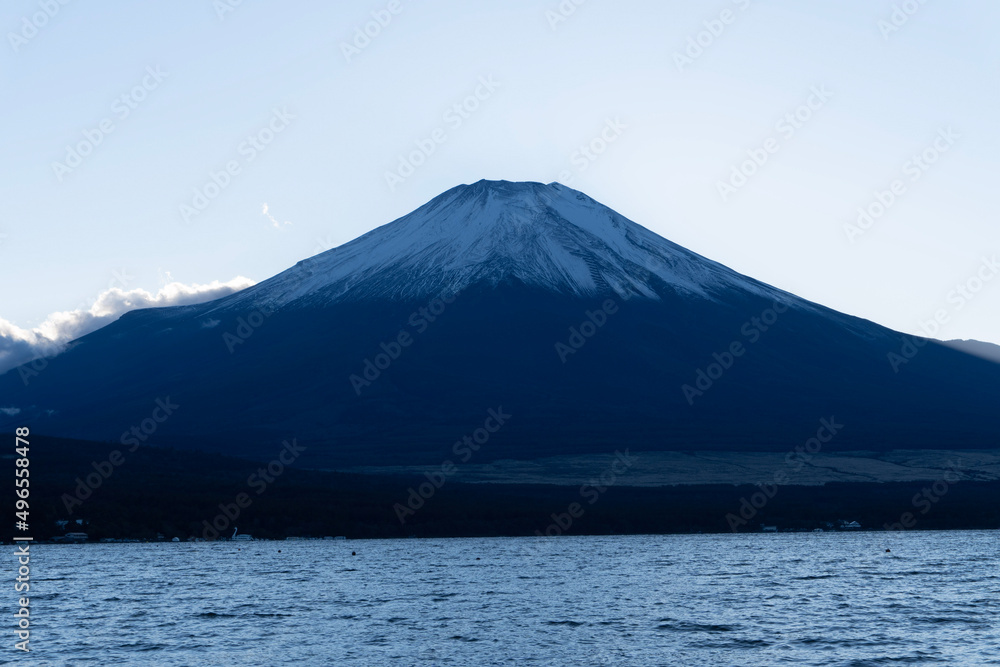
[14,530,1000,665]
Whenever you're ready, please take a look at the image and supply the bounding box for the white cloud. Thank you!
[0,276,255,375]
[262,203,292,229]
[0,407,20,416]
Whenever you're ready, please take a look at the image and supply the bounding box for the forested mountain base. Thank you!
[18,435,1000,541]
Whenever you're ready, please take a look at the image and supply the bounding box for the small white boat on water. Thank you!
[231,527,254,541]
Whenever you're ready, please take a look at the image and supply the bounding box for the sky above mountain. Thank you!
[2,0,999,348]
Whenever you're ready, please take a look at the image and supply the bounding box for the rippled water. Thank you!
[12,530,1000,665]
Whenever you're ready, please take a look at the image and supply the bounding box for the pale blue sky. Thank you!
[2,0,999,345]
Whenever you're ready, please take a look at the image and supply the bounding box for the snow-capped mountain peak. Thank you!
[221,180,780,310]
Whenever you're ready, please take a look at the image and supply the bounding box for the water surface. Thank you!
[14,530,1000,665]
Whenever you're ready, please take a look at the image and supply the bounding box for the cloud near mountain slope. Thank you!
[0,277,255,374]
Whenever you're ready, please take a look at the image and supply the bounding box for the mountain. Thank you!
[944,339,1000,364]
[2,180,998,471]
[221,180,792,306]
